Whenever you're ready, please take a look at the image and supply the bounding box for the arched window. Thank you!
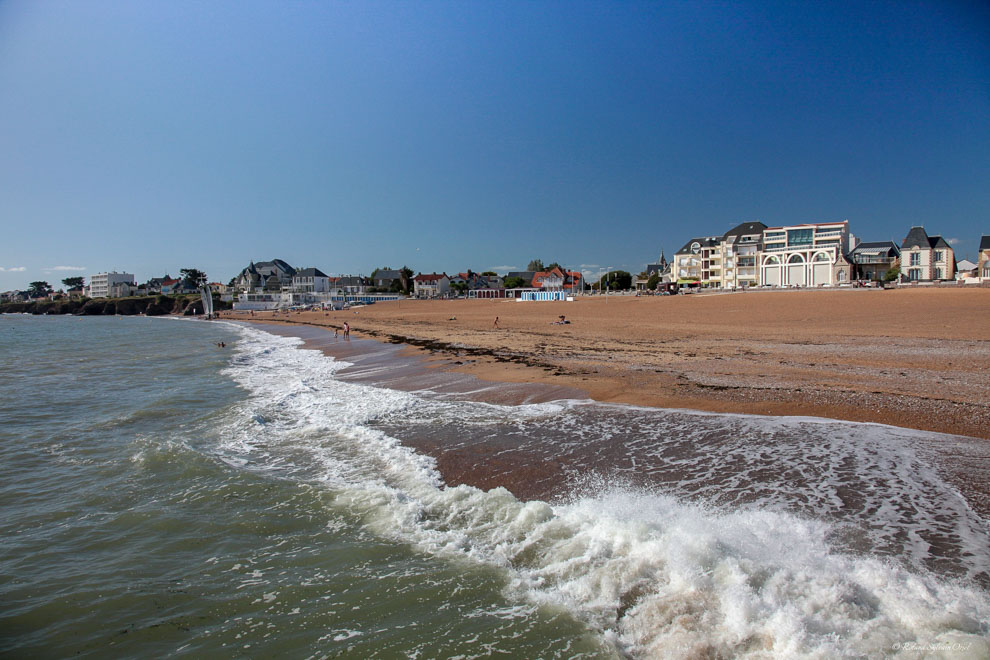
[837,270,845,282]
[764,255,780,265]
[813,252,831,262]
[788,254,805,264]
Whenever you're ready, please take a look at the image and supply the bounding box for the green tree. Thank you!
[400,266,414,294]
[503,276,527,289]
[647,273,660,290]
[883,266,900,282]
[546,262,563,271]
[526,259,545,272]
[180,268,207,286]
[61,276,84,289]
[599,270,632,291]
[481,271,497,276]
[28,281,53,298]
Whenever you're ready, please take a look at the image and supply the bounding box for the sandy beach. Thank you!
[228,287,990,440]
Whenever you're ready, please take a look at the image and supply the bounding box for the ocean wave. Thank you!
[214,323,990,658]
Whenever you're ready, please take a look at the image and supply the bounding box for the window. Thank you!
[908,268,921,281]
[909,252,921,266]
[934,268,942,280]
[934,251,943,262]
[787,229,813,247]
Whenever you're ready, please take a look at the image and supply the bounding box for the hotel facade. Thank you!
[760,221,852,287]
[674,220,857,290]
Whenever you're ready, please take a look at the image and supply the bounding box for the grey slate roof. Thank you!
[850,241,900,257]
[723,221,767,240]
[981,235,990,251]
[254,259,296,277]
[295,267,328,278]
[675,236,720,255]
[928,235,950,250]
[901,227,931,249]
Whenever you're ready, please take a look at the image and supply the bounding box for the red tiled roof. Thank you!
[414,272,448,282]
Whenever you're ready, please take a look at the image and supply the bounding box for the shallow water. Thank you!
[1,315,987,658]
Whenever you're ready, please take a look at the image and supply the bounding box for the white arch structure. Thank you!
[761,249,837,287]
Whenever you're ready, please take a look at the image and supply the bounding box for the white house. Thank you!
[978,236,990,282]
[413,272,450,298]
[900,226,954,282]
[292,267,330,293]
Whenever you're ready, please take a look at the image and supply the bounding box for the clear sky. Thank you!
[1,0,987,289]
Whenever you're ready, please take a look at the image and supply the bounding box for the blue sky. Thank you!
[1,0,987,289]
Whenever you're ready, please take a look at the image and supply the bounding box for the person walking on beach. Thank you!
[493,316,499,329]
[343,321,350,338]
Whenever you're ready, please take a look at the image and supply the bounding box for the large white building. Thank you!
[760,221,852,287]
[88,271,135,298]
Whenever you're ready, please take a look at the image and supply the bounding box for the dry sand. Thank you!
[227,287,990,439]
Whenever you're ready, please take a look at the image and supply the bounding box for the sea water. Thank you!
[1,315,987,658]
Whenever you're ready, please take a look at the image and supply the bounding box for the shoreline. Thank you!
[223,288,990,441]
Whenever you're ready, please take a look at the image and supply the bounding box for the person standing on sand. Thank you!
[343,321,350,338]
[493,316,499,329]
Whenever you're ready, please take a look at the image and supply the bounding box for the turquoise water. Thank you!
[1,315,987,658]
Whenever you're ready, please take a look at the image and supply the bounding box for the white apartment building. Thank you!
[760,221,851,287]
[713,222,766,289]
[88,271,135,298]
[673,222,766,289]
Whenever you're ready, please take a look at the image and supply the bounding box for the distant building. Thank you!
[848,241,900,282]
[234,259,297,292]
[1,290,29,302]
[292,268,330,293]
[160,278,182,295]
[505,271,537,287]
[330,276,371,295]
[371,269,405,291]
[89,271,135,298]
[413,272,450,298]
[674,236,720,287]
[955,260,977,280]
[978,236,990,282]
[636,252,671,291]
[532,267,565,290]
[900,227,954,282]
[145,275,172,294]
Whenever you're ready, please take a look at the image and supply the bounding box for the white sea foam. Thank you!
[216,324,990,658]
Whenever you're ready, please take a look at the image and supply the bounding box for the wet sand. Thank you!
[244,322,990,534]
[226,286,990,440]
